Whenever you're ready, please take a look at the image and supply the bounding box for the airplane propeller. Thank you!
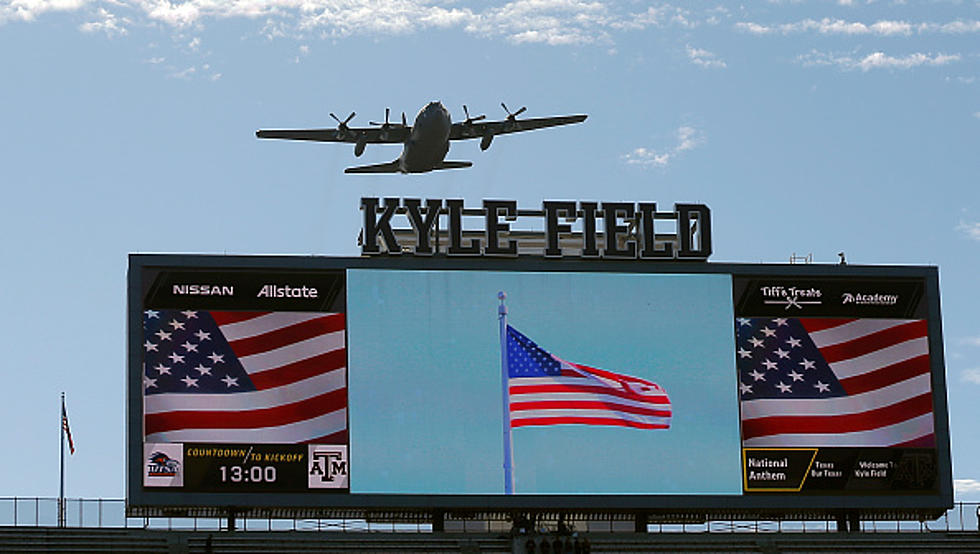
[369,107,406,128]
[330,112,356,139]
[370,108,408,141]
[502,103,527,119]
[462,105,486,126]
[500,102,527,129]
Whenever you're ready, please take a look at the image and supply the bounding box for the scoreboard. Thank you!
[126,254,951,520]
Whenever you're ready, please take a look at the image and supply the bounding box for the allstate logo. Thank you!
[147,451,181,477]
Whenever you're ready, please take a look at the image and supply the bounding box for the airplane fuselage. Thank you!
[398,101,452,173]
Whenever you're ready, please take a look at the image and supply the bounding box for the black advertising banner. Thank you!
[143,269,346,312]
[733,276,937,496]
[144,443,350,493]
[744,448,937,493]
[183,443,316,493]
[734,278,925,318]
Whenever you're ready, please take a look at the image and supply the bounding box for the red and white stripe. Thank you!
[144,311,347,444]
[741,318,934,448]
[509,358,672,430]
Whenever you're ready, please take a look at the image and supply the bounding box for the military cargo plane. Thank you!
[255,101,587,174]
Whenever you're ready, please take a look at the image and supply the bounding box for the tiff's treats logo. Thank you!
[760,285,823,311]
[308,445,348,489]
[143,443,184,487]
[842,292,899,306]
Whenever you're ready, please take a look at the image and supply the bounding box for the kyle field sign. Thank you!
[360,198,712,260]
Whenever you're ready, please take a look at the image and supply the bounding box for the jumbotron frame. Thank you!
[127,254,952,522]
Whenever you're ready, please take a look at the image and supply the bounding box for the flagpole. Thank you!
[59,392,65,528]
[498,292,515,495]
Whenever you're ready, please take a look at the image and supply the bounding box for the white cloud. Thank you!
[855,51,959,70]
[611,6,664,30]
[687,45,726,68]
[798,50,960,71]
[926,20,980,34]
[291,43,309,63]
[464,0,617,46]
[974,111,980,119]
[623,126,705,168]
[169,65,196,79]
[0,0,721,46]
[958,221,980,240]
[79,7,127,36]
[736,22,771,34]
[964,336,980,346]
[736,18,980,36]
[1,0,89,23]
[955,479,980,496]
[963,369,980,384]
[142,0,201,28]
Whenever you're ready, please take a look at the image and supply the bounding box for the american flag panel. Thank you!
[736,317,934,448]
[507,325,672,430]
[143,309,347,444]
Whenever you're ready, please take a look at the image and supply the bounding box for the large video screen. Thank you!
[127,256,950,517]
[347,270,741,495]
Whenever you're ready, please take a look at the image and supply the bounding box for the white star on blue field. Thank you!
[1,0,979,503]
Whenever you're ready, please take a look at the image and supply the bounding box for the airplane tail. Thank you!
[344,160,473,174]
[344,160,402,174]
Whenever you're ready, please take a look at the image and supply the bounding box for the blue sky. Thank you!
[1,0,979,504]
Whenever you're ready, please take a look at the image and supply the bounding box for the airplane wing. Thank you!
[256,126,410,144]
[449,114,587,141]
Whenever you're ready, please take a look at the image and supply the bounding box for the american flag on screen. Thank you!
[736,317,934,448]
[506,326,671,430]
[142,310,347,444]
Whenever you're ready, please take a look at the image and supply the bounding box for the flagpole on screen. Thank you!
[59,392,65,528]
[498,291,515,495]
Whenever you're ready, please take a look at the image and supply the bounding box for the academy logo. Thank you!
[842,292,899,306]
[308,445,348,489]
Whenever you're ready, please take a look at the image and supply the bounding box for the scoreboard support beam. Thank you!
[634,513,648,533]
[432,510,445,532]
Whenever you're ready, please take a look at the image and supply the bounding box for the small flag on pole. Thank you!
[506,325,672,430]
[61,401,75,455]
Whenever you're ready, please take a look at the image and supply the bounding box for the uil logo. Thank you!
[143,443,184,487]
[308,445,348,489]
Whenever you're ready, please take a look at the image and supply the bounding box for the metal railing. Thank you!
[1,498,978,533]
